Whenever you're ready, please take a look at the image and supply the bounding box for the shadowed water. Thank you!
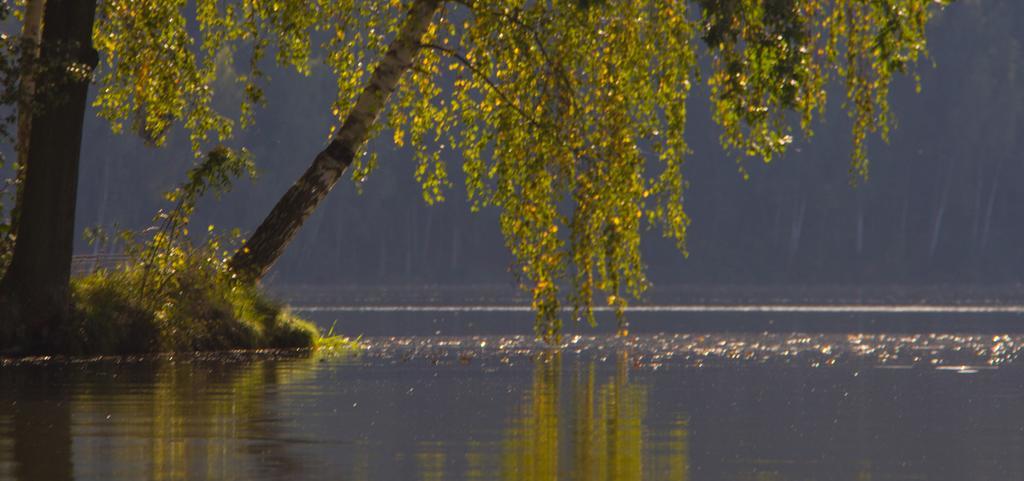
[2,332,1024,480]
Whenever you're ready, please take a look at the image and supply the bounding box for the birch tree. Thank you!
[88,0,946,341]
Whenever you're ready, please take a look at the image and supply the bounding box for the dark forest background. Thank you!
[68,0,1023,290]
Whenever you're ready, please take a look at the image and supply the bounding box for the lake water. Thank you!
[2,322,1024,480]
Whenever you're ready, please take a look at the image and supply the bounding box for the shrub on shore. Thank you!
[69,259,321,354]
[66,220,360,355]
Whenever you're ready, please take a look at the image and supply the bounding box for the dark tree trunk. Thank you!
[229,0,441,282]
[0,0,99,351]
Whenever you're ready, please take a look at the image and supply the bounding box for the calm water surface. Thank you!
[2,331,1024,480]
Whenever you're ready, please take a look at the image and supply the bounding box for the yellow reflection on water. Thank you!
[68,356,319,481]
[467,351,689,481]
[418,440,448,481]
[502,352,562,481]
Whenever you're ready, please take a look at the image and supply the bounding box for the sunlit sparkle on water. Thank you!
[359,332,1024,370]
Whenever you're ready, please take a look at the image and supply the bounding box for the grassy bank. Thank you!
[56,254,354,355]
[70,272,307,354]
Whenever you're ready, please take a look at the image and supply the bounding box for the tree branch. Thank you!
[419,42,548,132]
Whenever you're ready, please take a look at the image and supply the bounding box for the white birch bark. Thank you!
[229,0,442,281]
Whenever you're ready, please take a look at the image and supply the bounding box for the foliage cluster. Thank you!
[81,0,948,341]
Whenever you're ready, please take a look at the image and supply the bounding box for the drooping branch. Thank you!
[419,42,547,132]
[461,2,576,106]
[420,40,590,175]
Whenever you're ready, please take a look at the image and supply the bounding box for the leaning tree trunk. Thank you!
[229,0,441,281]
[0,0,99,351]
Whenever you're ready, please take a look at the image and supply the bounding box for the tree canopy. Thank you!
[87,0,946,341]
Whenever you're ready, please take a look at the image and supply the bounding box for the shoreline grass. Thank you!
[61,261,356,356]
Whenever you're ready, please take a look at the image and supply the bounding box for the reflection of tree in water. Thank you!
[501,352,562,481]
[0,356,319,481]
[477,352,689,481]
[88,357,318,480]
